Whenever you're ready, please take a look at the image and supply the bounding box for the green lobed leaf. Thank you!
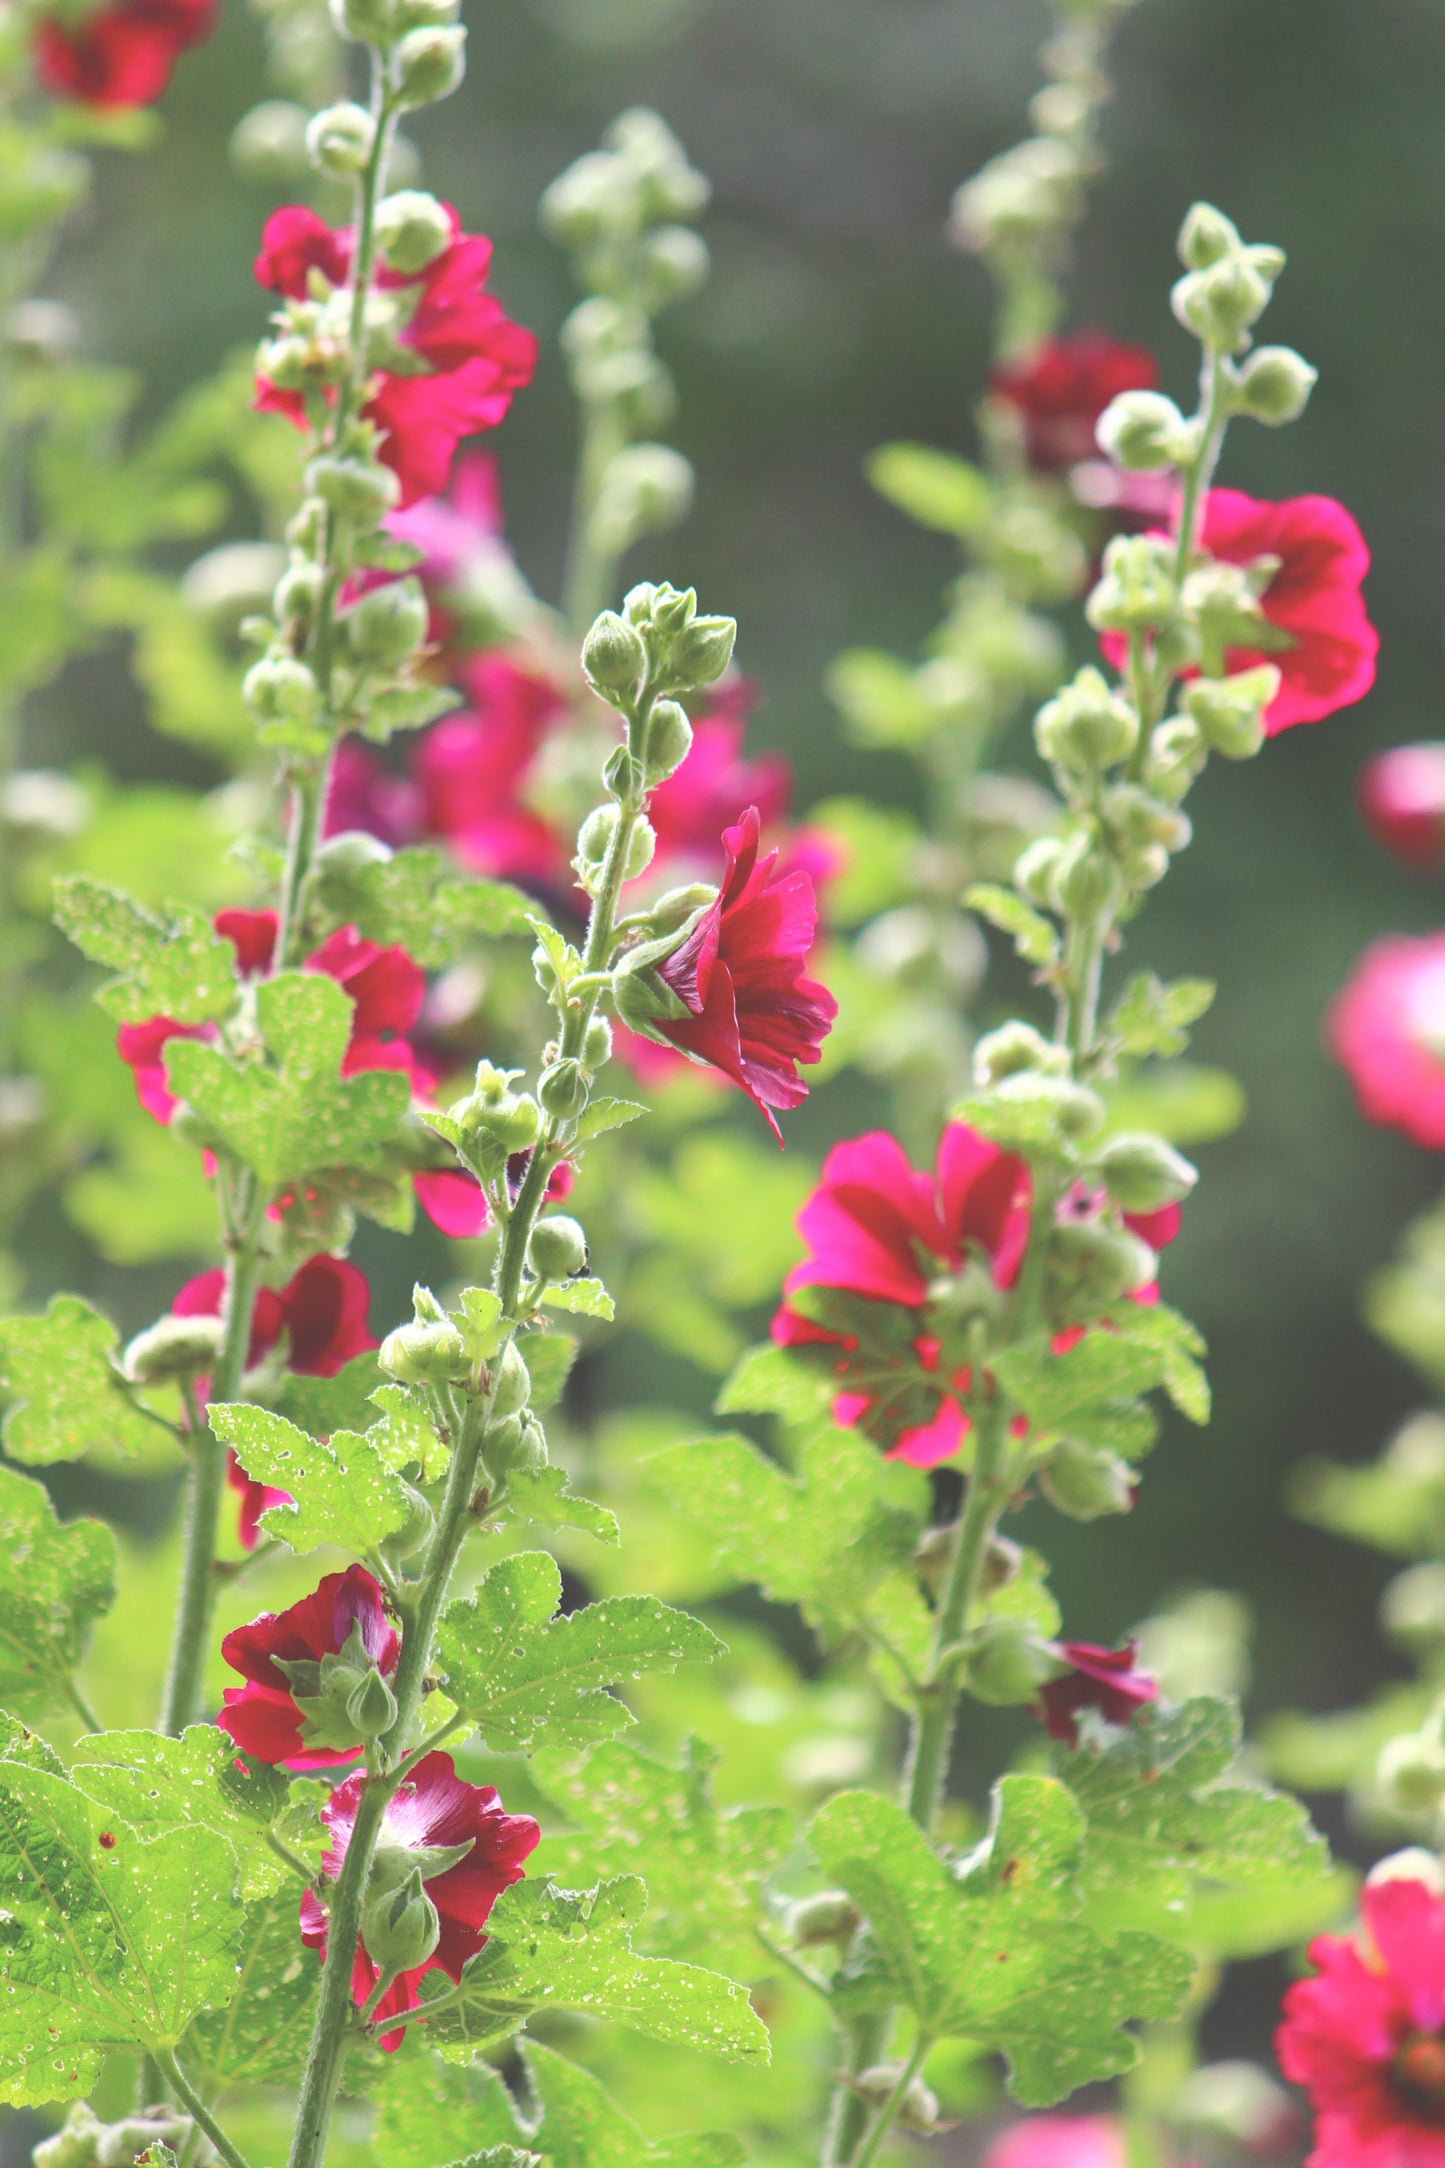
[992,1330,1174,1444]
[965,883,1061,969]
[1109,974,1216,1060]
[166,971,410,1188]
[0,1293,168,1465]
[53,874,239,1024]
[1106,1303,1211,1424]
[342,845,533,967]
[518,1332,577,1414]
[0,1463,116,1720]
[571,1095,649,1144]
[1099,1063,1246,1149]
[0,1766,243,2105]
[369,2051,530,2168]
[0,1714,65,1776]
[533,1736,792,1974]
[276,1350,385,1438]
[504,1463,619,1545]
[810,1778,1192,2106]
[524,2040,747,2167]
[435,1551,724,1755]
[866,442,993,534]
[540,1277,615,1320]
[716,1342,834,1428]
[208,1402,412,1556]
[182,1885,318,2090]
[415,1875,770,2065]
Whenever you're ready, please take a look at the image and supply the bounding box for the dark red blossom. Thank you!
[1037,1640,1158,1747]
[641,806,835,1140]
[990,331,1160,472]
[1328,934,1445,1150]
[300,1750,539,2048]
[411,652,569,883]
[1359,744,1445,872]
[218,1565,398,1770]
[647,684,790,871]
[33,0,215,108]
[324,740,423,851]
[254,205,536,508]
[1278,1872,1445,2168]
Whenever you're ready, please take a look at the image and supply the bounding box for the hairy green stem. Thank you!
[1172,347,1231,587]
[853,2036,931,2168]
[156,2051,258,2168]
[561,396,626,641]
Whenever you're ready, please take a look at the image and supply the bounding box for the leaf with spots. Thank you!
[369,2050,531,2168]
[0,1293,166,1466]
[435,1552,724,1755]
[503,1463,618,1545]
[207,1402,412,1557]
[523,2041,747,2166]
[0,1463,116,1721]
[165,971,410,1188]
[52,875,239,1024]
[182,1886,318,2090]
[415,1875,769,2065]
[809,1778,1191,2106]
[340,845,533,967]
[0,1764,243,2105]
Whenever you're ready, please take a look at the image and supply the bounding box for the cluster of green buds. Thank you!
[276,1617,399,1754]
[378,1281,549,1493]
[543,113,711,619]
[33,2100,190,2168]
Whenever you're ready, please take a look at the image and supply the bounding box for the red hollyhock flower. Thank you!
[773,1123,1032,1468]
[639,806,835,1141]
[1037,1640,1158,1747]
[33,0,215,108]
[300,1750,540,2048]
[324,739,423,851]
[990,330,1160,472]
[172,1254,376,1548]
[647,683,791,869]
[218,1564,398,1770]
[413,1152,573,1242]
[1277,1873,1445,2168]
[1359,745,1445,872]
[254,206,536,508]
[1329,934,1445,1149]
[411,652,568,883]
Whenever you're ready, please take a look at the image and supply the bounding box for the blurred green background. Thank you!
[18,0,1445,2092]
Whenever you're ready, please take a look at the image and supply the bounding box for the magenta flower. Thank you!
[254,206,537,508]
[218,1565,399,1770]
[647,684,791,872]
[1037,1640,1158,1747]
[1359,745,1445,872]
[33,0,216,107]
[1328,934,1445,1149]
[411,652,568,884]
[984,2120,1129,2168]
[1278,1874,1445,2168]
[990,330,1161,473]
[300,1750,539,2048]
[324,740,423,851]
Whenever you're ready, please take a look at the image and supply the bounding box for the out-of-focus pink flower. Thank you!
[1329,933,1445,1148]
[648,685,791,871]
[389,452,504,588]
[984,2119,1128,2168]
[413,1153,573,1241]
[218,1564,398,1770]
[411,652,568,883]
[324,740,423,850]
[33,0,215,107]
[1037,1640,1159,1747]
[1359,745,1445,872]
[990,331,1160,472]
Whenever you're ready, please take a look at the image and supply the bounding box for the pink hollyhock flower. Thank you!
[984,2119,1128,2168]
[636,806,835,1141]
[254,206,537,508]
[772,1123,1031,1467]
[301,1750,540,2048]
[1277,1874,1445,2168]
[1359,745,1445,872]
[1329,934,1445,1149]
[413,1152,574,1242]
[389,451,504,588]
[1037,1640,1158,1747]
[1102,489,1378,734]
[218,1564,398,1770]
[990,331,1160,472]
[411,651,568,883]
[33,0,215,107]
[172,1253,376,1548]
[647,683,791,869]
[324,739,423,850]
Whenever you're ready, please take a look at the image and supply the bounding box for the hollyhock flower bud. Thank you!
[644,698,694,783]
[344,578,428,668]
[666,613,738,691]
[1037,1640,1158,1745]
[486,1412,548,1479]
[1048,1219,1155,1314]
[329,0,396,44]
[1177,201,1240,270]
[964,1619,1062,1706]
[1377,1732,1445,1817]
[784,1891,860,1947]
[583,1015,613,1068]
[362,1865,441,1977]
[383,1483,435,1563]
[394,24,466,108]
[243,654,321,732]
[219,1565,400,1768]
[1095,389,1190,472]
[488,1339,531,1421]
[1039,1439,1135,1521]
[1145,715,1208,801]
[1102,785,1192,856]
[538,1059,590,1121]
[1086,534,1178,636]
[34,2104,191,2168]
[857,2066,941,2136]
[313,829,393,919]
[1012,835,1066,908]
[305,455,402,522]
[379,1317,469,1386]
[1230,345,1317,426]
[1172,254,1276,353]
[583,609,648,699]
[973,1021,1067,1087]
[305,102,376,175]
[638,224,710,309]
[1181,667,1278,759]
[1091,1132,1197,1213]
[376,190,454,274]
[121,1312,224,1385]
[1359,744,1445,871]
[1048,833,1123,922]
[1172,2062,1301,2157]
[274,560,324,632]
[1034,666,1138,771]
[993,1072,1106,1143]
[527,1214,588,1281]
[594,445,695,554]
[347,1664,400,1742]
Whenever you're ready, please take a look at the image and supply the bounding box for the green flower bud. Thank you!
[1171,255,1273,353]
[379,1317,469,1386]
[638,224,710,309]
[643,698,693,783]
[121,1313,224,1385]
[305,101,376,175]
[1091,1131,1198,1213]
[361,1866,440,1976]
[395,0,459,24]
[528,1214,588,1281]
[1378,1732,1445,1818]
[287,497,327,556]
[243,654,321,731]
[856,2065,941,2136]
[394,24,466,108]
[782,1890,859,1947]
[486,1412,548,1479]
[665,613,737,689]
[1145,716,1208,802]
[34,2103,190,2168]
[273,560,323,630]
[583,1014,613,1069]
[346,1663,399,1741]
[963,1618,1060,1706]
[1177,201,1241,270]
[376,190,453,274]
[382,1482,435,1563]
[1182,668,1279,759]
[1085,534,1178,636]
[1039,1437,1136,1520]
[972,1020,1067,1087]
[313,828,393,918]
[344,578,428,669]
[992,1071,1106,1142]
[1034,666,1138,771]
[602,745,646,801]
[1229,345,1317,427]
[1103,784,1192,855]
[328,0,395,43]
[452,1085,541,1155]
[1047,1220,1156,1313]
[539,152,633,249]
[646,882,715,937]
[594,444,694,553]
[538,1060,590,1121]
[1048,832,1123,922]
[305,455,401,521]
[583,609,647,699]
[1119,841,1171,891]
[1012,835,1066,909]
[623,581,658,625]
[256,334,319,394]
[489,1339,531,1421]
[1095,389,1190,472]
